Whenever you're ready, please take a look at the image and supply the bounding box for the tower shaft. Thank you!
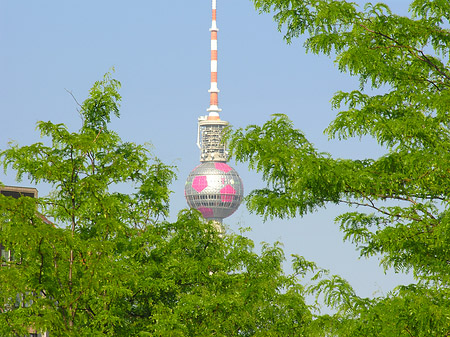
[185,0,243,224]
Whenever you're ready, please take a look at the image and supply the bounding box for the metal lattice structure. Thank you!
[197,118,229,162]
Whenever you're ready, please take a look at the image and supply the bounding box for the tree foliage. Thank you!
[226,0,450,335]
[0,74,316,336]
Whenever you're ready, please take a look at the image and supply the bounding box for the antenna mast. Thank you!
[196,0,228,162]
[207,0,221,118]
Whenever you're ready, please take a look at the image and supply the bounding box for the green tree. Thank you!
[0,73,314,336]
[0,72,175,335]
[123,212,315,336]
[227,0,450,335]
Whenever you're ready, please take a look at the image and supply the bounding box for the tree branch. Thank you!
[38,237,44,285]
[359,24,450,81]
[65,89,83,108]
[405,326,415,337]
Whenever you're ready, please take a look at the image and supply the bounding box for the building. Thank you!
[184,0,244,227]
[0,185,49,337]
[0,186,38,265]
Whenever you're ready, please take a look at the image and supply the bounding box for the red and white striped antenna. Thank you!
[207,0,221,120]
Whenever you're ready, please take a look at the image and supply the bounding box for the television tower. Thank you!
[185,0,243,225]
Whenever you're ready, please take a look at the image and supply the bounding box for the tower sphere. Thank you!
[185,162,243,221]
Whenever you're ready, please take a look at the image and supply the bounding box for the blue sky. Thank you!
[1,0,414,300]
